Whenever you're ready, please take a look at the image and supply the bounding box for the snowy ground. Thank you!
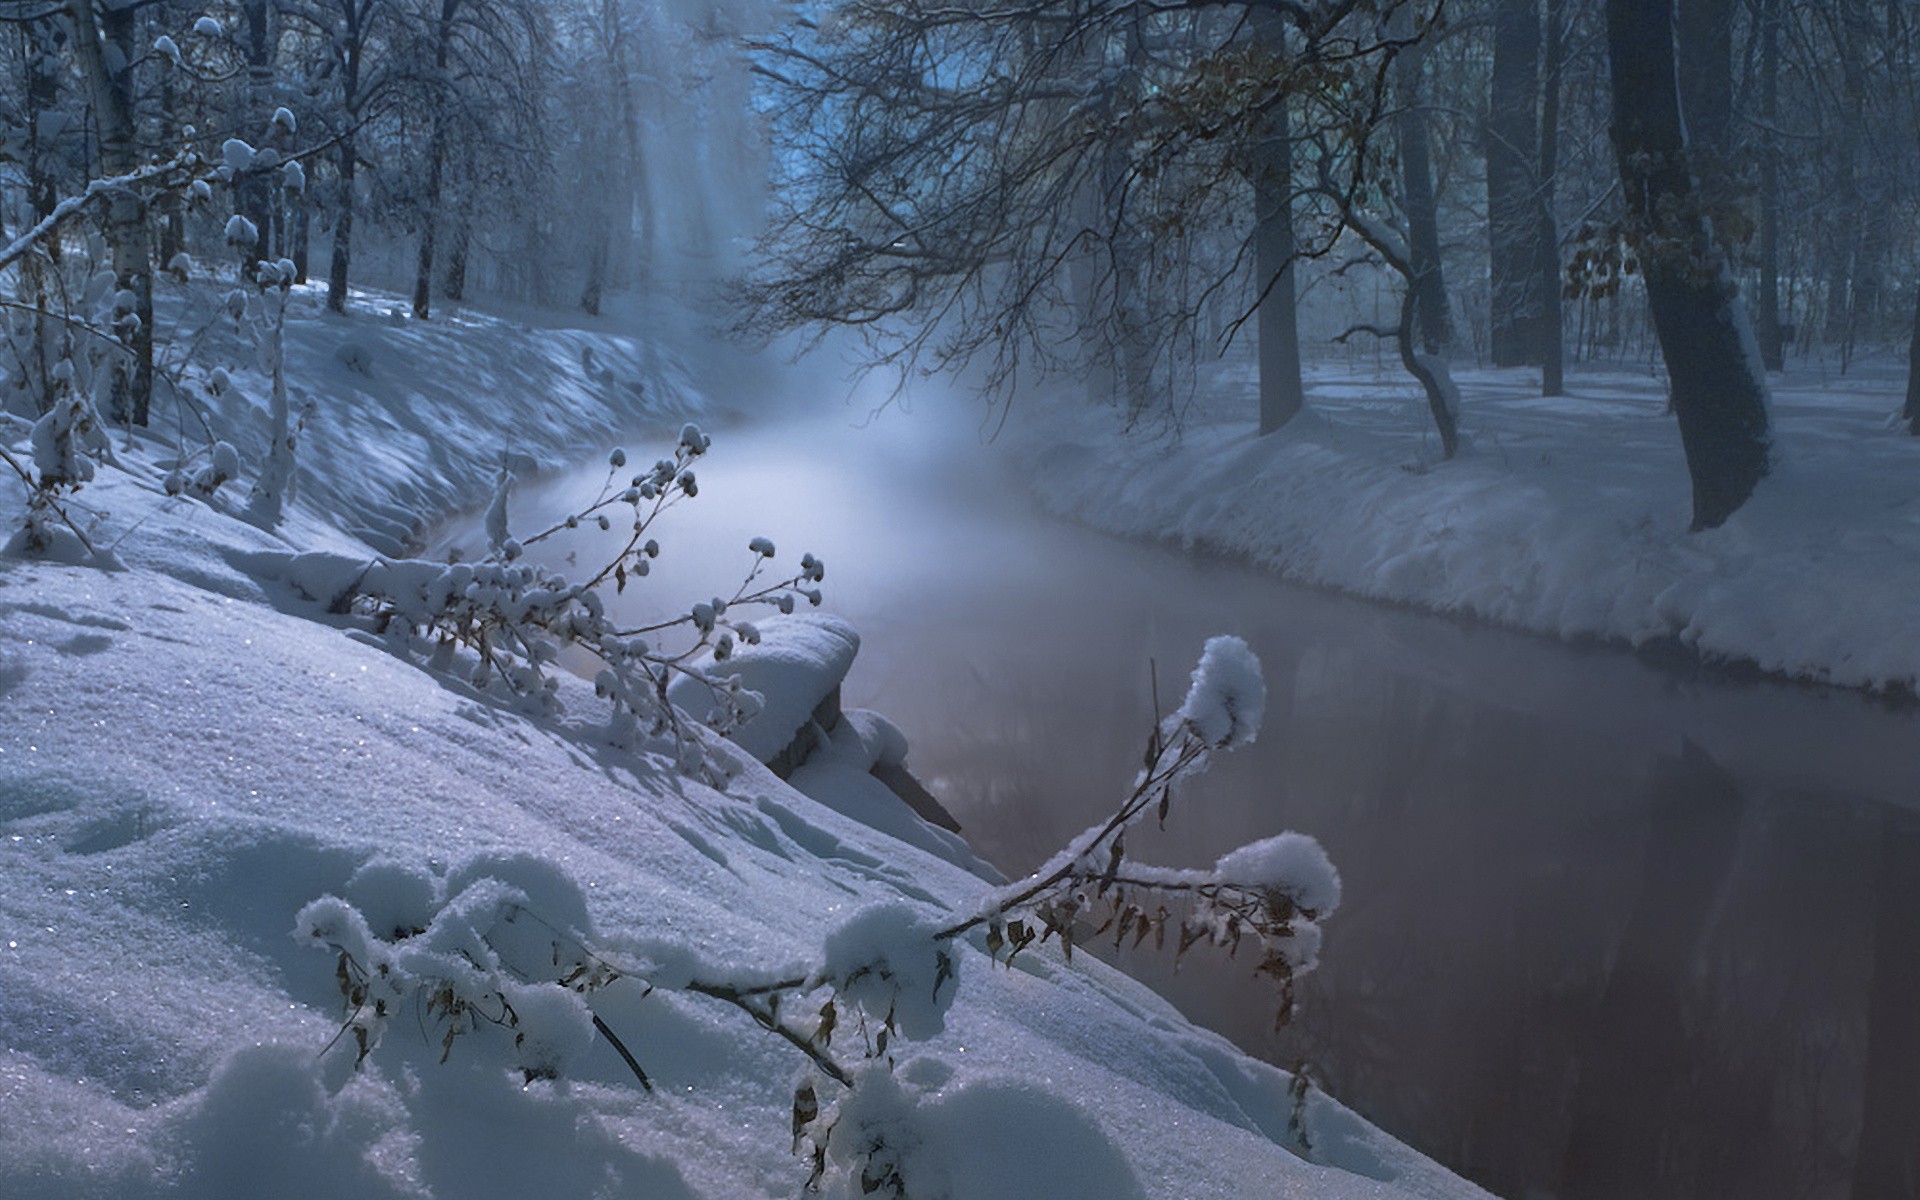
[0,291,1485,1198]
[1016,355,1920,695]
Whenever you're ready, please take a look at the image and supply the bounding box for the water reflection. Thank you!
[486,411,1920,1200]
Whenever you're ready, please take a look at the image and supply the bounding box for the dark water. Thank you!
[500,409,1920,1200]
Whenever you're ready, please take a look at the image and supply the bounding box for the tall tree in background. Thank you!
[300,0,395,313]
[66,0,154,425]
[405,0,544,319]
[741,0,1440,438]
[1251,11,1304,435]
[1534,0,1565,394]
[1752,0,1784,371]
[1605,0,1770,529]
[1486,0,1564,394]
[409,0,461,319]
[1486,0,1547,368]
[1391,4,1454,355]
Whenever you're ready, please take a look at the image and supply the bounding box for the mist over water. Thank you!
[491,390,1920,1200]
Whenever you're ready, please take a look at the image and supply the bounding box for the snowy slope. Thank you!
[0,302,1486,1199]
[1018,360,1920,695]
[142,283,711,555]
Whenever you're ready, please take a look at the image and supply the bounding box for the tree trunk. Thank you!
[1393,28,1454,354]
[411,145,443,319]
[1904,288,1920,435]
[327,131,357,314]
[1537,0,1567,395]
[1487,0,1546,369]
[67,0,153,426]
[1252,12,1304,435]
[1675,0,1733,158]
[580,222,608,316]
[1606,0,1771,530]
[291,195,310,284]
[412,0,462,321]
[326,8,364,314]
[1755,0,1783,370]
[157,63,186,270]
[23,20,61,261]
[240,0,277,270]
[20,17,63,414]
[443,205,470,303]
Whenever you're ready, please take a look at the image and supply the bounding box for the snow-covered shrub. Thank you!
[163,440,244,500]
[951,637,1334,1020]
[237,257,306,528]
[324,425,825,773]
[1,364,111,554]
[294,638,1340,1200]
[815,902,958,1043]
[294,867,618,1085]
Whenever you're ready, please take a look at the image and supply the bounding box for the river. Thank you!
[469,402,1920,1200]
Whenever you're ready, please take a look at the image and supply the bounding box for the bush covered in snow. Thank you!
[288,424,828,777]
[292,635,1341,1199]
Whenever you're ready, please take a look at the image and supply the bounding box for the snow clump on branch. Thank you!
[1214,832,1342,918]
[1170,634,1265,749]
[816,902,957,1042]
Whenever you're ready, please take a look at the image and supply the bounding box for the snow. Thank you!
[0,290,1482,1199]
[223,213,258,247]
[220,138,254,173]
[669,612,861,763]
[815,901,957,1040]
[1019,360,1920,694]
[1173,633,1266,749]
[1215,833,1342,916]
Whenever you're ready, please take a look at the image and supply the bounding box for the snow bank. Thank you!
[1018,362,1920,694]
[158,285,709,555]
[0,304,1485,1198]
[668,612,861,763]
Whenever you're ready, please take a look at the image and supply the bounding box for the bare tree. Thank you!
[66,0,154,425]
[1605,0,1771,529]
[740,0,1449,441]
[1487,0,1563,390]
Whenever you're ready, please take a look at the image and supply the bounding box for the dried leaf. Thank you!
[792,1081,819,1152]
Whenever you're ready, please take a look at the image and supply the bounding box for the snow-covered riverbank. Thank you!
[1016,358,1920,696]
[0,289,1484,1199]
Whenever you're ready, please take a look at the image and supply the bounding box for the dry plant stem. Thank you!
[936,732,1208,942]
[685,980,854,1087]
[591,1013,654,1091]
